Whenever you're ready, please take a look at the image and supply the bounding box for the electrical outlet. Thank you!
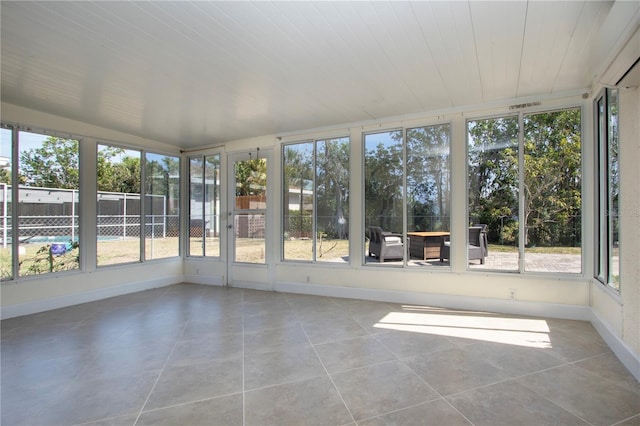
[509,288,517,300]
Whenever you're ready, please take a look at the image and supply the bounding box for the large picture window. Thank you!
[17,131,81,276]
[595,88,620,291]
[283,137,349,262]
[365,125,451,266]
[468,108,582,274]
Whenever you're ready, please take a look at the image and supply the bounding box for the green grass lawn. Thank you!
[2,238,587,279]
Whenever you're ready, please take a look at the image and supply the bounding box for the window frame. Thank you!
[187,153,221,258]
[465,106,584,275]
[594,88,620,291]
[282,136,350,264]
[363,122,453,267]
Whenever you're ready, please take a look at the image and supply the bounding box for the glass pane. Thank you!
[204,155,220,257]
[18,131,80,276]
[316,137,349,263]
[283,142,314,261]
[406,124,451,266]
[596,97,607,283]
[364,130,404,264]
[97,145,141,266]
[468,117,519,271]
[234,158,266,264]
[1,128,12,280]
[188,157,205,256]
[524,109,581,274]
[145,153,180,260]
[608,89,620,289]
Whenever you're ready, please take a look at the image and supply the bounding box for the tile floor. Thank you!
[1,283,639,426]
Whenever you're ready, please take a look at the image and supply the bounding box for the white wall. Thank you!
[590,75,640,373]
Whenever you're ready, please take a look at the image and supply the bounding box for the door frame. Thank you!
[226,149,275,290]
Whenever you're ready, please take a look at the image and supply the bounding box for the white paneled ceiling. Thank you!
[1,1,612,148]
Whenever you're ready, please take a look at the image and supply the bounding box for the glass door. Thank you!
[227,150,271,288]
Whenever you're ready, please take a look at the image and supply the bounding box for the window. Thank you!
[523,109,582,273]
[468,117,519,271]
[1,127,12,280]
[17,131,80,276]
[364,130,403,265]
[97,144,142,266]
[595,88,620,290]
[145,153,180,260]
[188,154,220,257]
[468,108,582,273]
[283,137,349,262]
[406,124,451,264]
[364,125,451,266]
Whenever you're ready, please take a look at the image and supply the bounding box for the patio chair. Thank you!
[368,226,404,262]
[473,223,489,257]
[439,226,486,264]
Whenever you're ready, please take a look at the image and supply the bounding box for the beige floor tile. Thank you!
[447,380,589,426]
[358,399,472,426]
[137,393,243,426]
[615,414,640,426]
[302,316,370,344]
[463,341,563,377]
[245,376,353,426]
[375,329,459,358]
[168,331,244,367]
[145,358,243,410]
[331,360,439,420]
[244,344,326,390]
[242,309,301,333]
[574,352,640,395]
[244,323,310,353]
[517,364,640,425]
[314,335,396,374]
[403,346,512,396]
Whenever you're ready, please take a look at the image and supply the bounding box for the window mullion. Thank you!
[140,152,146,262]
[312,141,317,262]
[518,112,525,273]
[11,129,19,279]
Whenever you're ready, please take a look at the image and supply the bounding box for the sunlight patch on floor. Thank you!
[375,310,551,348]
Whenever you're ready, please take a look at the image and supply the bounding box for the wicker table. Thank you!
[407,231,450,260]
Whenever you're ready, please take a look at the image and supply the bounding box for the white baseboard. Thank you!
[1,275,182,319]
[230,280,271,291]
[275,281,591,321]
[183,274,225,286]
[591,309,640,382]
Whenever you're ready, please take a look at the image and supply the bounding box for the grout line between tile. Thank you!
[301,322,357,425]
[242,289,246,426]
[131,295,199,426]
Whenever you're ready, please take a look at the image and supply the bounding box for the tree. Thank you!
[364,131,404,232]
[97,147,141,193]
[235,158,266,197]
[317,138,349,239]
[468,110,582,248]
[523,109,581,247]
[468,117,520,245]
[406,124,451,231]
[19,137,79,189]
